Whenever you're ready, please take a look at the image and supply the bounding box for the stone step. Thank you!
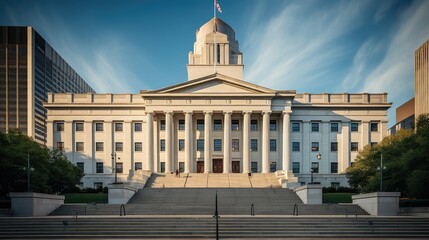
[1,217,429,239]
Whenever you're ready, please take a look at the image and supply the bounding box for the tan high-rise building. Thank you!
[415,39,429,118]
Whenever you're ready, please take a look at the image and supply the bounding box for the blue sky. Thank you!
[1,0,429,127]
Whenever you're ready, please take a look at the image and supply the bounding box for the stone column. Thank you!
[223,111,232,173]
[165,111,173,173]
[262,111,271,173]
[204,111,212,173]
[282,111,291,171]
[184,111,193,173]
[146,112,154,171]
[46,120,53,149]
[340,122,350,173]
[242,111,251,173]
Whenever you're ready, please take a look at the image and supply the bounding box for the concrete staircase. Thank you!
[1,216,429,239]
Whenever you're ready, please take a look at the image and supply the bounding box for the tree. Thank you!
[346,114,429,198]
[0,130,83,195]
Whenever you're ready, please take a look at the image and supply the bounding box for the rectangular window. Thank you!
[178,120,185,130]
[197,139,204,151]
[77,162,84,172]
[95,122,104,131]
[197,119,204,130]
[160,139,165,151]
[76,142,84,152]
[311,162,319,173]
[350,122,359,132]
[179,162,185,173]
[251,120,258,131]
[179,139,185,151]
[135,142,143,152]
[115,122,123,132]
[116,162,123,174]
[115,142,123,152]
[351,142,359,151]
[232,139,239,152]
[160,162,165,173]
[331,162,338,173]
[330,122,339,132]
[96,142,104,152]
[75,122,84,131]
[292,122,300,132]
[292,142,300,151]
[214,119,222,131]
[96,162,103,173]
[331,142,338,152]
[270,120,277,131]
[370,122,379,132]
[134,122,142,132]
[56,142,64,151]
[231,120,239,131]
[251,139,258,152]
[56,122,64,131]
[292,162,300,173]
[311,142,319,151]
[160,120,166,131]
[214,139,222,151]
[311,122,319,132]
[270,139,277,152]
[270,162,277,172]
[251,162,258,173]
[135,162,142,170]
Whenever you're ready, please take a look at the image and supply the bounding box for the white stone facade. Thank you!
[44,17,391,188]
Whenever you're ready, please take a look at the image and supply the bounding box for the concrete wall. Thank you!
[352,192,400,216]
[9,192,65,217]
[294,184,323,204]
[108,183,137,204]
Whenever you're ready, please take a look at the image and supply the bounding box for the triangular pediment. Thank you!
[142,73,276,95]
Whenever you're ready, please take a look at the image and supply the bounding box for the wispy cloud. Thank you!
[243,1,372,92]
[361,0,429,103]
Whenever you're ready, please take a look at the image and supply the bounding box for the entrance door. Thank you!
[197,161,204,173]
[232,161,240,173]
[213,159,223,173]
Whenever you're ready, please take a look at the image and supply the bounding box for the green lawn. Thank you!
[64,193,108,203]
[323,193,357,203]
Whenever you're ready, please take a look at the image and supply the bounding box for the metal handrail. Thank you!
[120,204,126,216]
[250,204,255,216]
[72,210,78,221]
[293,204,298,216]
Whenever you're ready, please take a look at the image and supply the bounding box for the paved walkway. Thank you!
[147,173,281,188]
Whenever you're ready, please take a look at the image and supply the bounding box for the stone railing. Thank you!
[47,93,144,104]
[294,93,388,104]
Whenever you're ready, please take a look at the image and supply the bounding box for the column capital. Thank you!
[223,111,232,115]
[282,110,292,115]
[262,111,272,115]
[203,111,213,115]
[184,111,193,115]
[242,111,252,115]
[145,111,154,115]
[164,111,174,115]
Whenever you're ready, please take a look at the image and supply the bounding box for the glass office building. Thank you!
[0,26,95,144]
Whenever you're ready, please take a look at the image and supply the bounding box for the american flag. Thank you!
[215,0,222,13]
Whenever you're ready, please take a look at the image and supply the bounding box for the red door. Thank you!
[213,159,223,173]
[232,161,240,173]
[197,161,204,173]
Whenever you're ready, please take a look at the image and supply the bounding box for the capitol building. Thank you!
[44,18,391,188]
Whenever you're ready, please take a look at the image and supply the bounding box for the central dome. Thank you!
[196,17,236,41]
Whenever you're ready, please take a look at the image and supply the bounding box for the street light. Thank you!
[23,153,34,192]
[377,153,386,192]
[111,153,120,184]
[310,153,321,184]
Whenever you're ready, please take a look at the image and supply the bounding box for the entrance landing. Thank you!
[145,173,281,188]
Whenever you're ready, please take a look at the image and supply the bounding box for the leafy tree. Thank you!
[346,114,429,198]
[0,130,83,195]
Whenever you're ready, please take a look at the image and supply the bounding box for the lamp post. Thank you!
[27,154,30,192]
[310,153,321,184]
[377,153,386,192]
[111,153,120,184]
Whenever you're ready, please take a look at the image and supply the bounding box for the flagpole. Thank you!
[213,0,216,74]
